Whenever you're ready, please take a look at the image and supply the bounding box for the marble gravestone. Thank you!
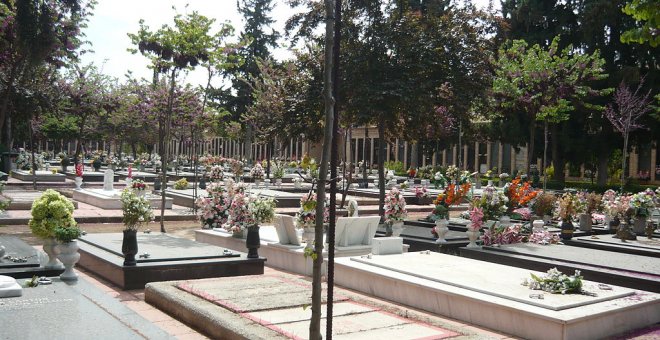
[103,169,114,191]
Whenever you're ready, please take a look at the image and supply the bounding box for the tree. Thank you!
[0,0,94,151]
[604,80,655,191]
[621,0,660,47]
[491,37,610,178]
[129,10,233,232]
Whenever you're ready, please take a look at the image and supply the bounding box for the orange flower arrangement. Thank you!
[433,183,471,206]
[505,177,539,209]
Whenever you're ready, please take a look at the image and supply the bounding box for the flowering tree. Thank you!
[604,80,655,191]
[492,36,609,177]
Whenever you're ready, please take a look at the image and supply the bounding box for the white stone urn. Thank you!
[294,180,302,189]
[487,180,493,187]
[74,177,83,190]
[434,218,449,244]
[391,221,405,237]
[532,220,545,234]
[303,227,315,250]
[57,240,80,281]
[43,237,63,269]
[275,178,282,186]
[254,179,262,187]
[466,224,480,248]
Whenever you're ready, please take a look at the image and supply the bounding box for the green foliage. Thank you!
[621,0,660,47]
[384,161,405,174]
[173,178,188,190]
[54,226,82,243]
[29,189,77,239]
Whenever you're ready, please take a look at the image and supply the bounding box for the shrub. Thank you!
[174,178,188,190]
[29,190,77,239]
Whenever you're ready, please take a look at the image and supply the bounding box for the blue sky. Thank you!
[80,0,494,88]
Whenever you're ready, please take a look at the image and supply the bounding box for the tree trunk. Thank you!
[310,1,335,338]
[378,117,386,219]
[596,151,609,186]
[160,68,177,233]
[551,124,565,184]
[542,121,548,190]
[527,121,535,175]
[621,134,628,192]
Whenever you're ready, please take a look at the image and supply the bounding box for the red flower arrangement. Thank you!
[75,163,83,177]
[505,177,539,210]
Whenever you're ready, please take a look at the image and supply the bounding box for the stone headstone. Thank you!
[336,216,380,247]
[274,214,301,246]
[347,200,359,217]
[103,169,114,191]
[372,237,404,255]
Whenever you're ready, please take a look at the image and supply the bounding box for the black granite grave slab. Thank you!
[563,235,660,258]
[460,243,660,293]
[64,171,119,182]
[77,233,264,290]
[0,236,64,278]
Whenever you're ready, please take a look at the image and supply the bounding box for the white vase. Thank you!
[255,179,261,187]
[578,213,592,231]
[276,178,282,186]
[303,227,315,249]
[294,181,302,189]
[487,180,493,187]
[434,218,449,244]
[57,240,80,281]
[391,221,405,237]
[136,190,146,198]
[74,177,83,190]
[466,229,480,248]
[499,215,511,228]
[43,237,63,269]
[532,220,545,233]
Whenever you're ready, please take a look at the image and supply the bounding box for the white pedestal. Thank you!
[372,237,404,255]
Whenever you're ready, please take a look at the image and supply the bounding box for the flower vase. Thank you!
[246,225,261,258]
[255,179,261,187]
[633,217,646,234]
[603,215,611,229]
[532,220,545,234]
[294,181,302,189]
[275,178,282,186]
[57,240,80,281]
[578,213,592,232]
[122,230,138,266]
[609,216,621,231]
[303,227,315,249]
[560,220,574,240]
[74,177,83,190]
[391,221,405,237]
[199,177,206,190]
[43,237,64,269]
[466,229,480,248]
[487,180,493,187]
[434,218,449,244]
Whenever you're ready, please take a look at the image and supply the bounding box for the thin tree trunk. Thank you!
[160,68,177,233]
[542,121,548,190]
[597,152,608,186]
[621,134,628,192]
[551,124,565,184]
[310,1,335,338]
[378,118,386,219]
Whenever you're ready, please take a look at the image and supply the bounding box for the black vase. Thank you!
[560,220,574,240]
[246,226,260,259]
[122,229,138,266]
[154,178,161,191]
[609,216,620,231]
[199,177,206,190]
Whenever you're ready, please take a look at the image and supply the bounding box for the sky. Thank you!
[80,0,495,88]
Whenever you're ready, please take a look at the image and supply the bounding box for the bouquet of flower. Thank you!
[414,186,429,199]
[384,187,407,223]
[557,192,583,222]
[471,186,508,221]
[602,190,629,218]
[525,268,583,295]
[230,159,244,178]
[512,207,532,221]
[481,224,523,246]
[120,189,154,231]
[75,163,83,177]
[445,165,459,180]
[407,168,417,178]
[249,196,276,224]
[504,177,539,211]
[499,173,510,182]
[468,206,484,231]
[629,189,656,217]
[29,190,77,239]
[528,229,561,245]
[296,192,328,229]
[434,171,447,188]
[577,191,602,214]
[209,165,224,181]
[131,179,147,191]
[226,193,255,233]
[431,183,470,220]
[531,192,557,217]
[195,186,231,229]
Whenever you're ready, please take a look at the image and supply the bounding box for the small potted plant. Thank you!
[557,192,581,240]
[273,165,285,186]
[120,189,154,266]
[173,178,188,190]
[54,225,82,281]
[384,187,407,237]
[250,163,264,186]
[92,157,102,172]
[29,189,77,269]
